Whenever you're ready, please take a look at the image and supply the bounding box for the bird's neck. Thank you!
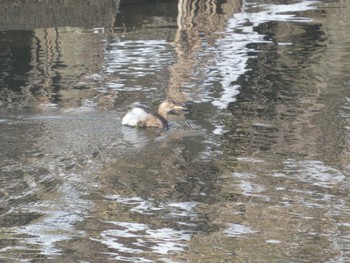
[157,109,167,119]
[157,104,168,119]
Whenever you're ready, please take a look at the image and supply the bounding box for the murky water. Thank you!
[1,0,350,262]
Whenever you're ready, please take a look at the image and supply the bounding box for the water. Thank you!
[1,0,350,262]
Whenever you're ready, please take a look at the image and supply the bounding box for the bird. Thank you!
[122,100,184,129]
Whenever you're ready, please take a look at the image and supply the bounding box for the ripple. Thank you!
[94,221,191,260]
[201,0,319,121]
[19,211,84,256]
[282,160,345,187]
[223,223,258,238]
[105,195,199,219]
[98,196,199,260]
[104,39,174,91]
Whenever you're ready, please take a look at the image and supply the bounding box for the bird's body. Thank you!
[122,100,183,129]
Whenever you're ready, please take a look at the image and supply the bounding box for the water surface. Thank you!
[1,0,350,262]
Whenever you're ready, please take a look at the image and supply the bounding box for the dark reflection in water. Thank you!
[1,0,350,262]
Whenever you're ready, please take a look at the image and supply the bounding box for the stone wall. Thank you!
[0,0,119,30]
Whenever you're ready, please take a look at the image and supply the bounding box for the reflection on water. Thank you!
[223,223,258,237]
[206,0,318,110]
[1,0,350,262]
[104,39,175,101]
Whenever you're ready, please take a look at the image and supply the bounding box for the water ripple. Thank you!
[282,160,345,188]
[203,0,318,110]
[104,39,174,91]
[223,223,258,238]
[105,195,199,219]
[94,221,191,260]
[97,195,199,260]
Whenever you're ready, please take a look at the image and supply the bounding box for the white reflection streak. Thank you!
[210,0,318,110]
[98,196,199,258]
[283,160,345,187]
[105,195,199,218]
[223,223,258,237]
[20,211,84,255]
[95,222,191,257]
[104,39,173,90]
[15,182,90,256]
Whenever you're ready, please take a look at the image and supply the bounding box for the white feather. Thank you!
[122,107,148,126]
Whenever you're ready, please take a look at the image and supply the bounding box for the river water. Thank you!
[0,0,350,262]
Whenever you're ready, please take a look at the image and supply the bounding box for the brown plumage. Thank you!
[122,100,184,129]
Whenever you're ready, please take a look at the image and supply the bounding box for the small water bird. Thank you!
[122,100,184,129]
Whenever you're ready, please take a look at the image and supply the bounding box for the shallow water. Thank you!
[1,0,350,262]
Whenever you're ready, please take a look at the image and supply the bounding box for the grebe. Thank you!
[122,100,184,129]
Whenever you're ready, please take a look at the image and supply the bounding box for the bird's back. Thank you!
[122,106,168,128]
[122,107,149,127]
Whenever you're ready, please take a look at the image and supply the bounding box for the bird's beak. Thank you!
[174,104,190,115]
[173,105,185,110]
